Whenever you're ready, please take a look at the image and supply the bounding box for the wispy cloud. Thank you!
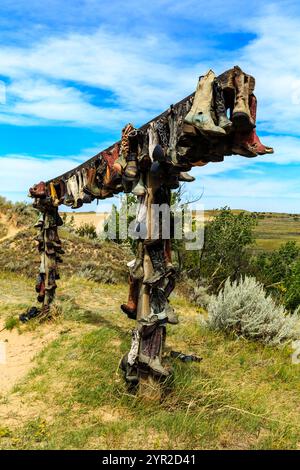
[0,1,300,212]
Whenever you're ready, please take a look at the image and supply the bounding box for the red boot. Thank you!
[233,94,274,157]
[121,276,139,320]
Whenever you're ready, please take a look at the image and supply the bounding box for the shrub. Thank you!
[191,284,212,309]
[75,223,97,239]
[207,276,300,346]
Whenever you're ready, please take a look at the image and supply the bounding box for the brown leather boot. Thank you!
[121,276,139,319]
[232,67,255,132]
[83,167,104,198]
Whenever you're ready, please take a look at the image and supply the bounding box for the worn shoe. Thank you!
[143,243,166,286]
[213,78,232,133]
[148,356,170,377]
[184,70,226,137]
[233,94,273,156]
[178,172,195,182]
[29,181,48,199]
[121,276,139,320]
[132,174,146,197]
[232,67,255,132]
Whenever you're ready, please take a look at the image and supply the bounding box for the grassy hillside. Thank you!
[1,272,300,449]
[1,203,300,449]
[253,212,300,252]
[65,210,300,254]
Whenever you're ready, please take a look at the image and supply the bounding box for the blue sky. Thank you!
[0,0,300,212]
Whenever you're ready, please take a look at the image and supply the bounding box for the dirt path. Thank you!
[0,321,60,396]
[0,214,21,242]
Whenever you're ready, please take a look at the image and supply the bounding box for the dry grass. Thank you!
[1,272,300,449]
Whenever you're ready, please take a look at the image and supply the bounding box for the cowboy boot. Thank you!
[131,241,144,280]
[178,172,195,182]
[121,276,139,320]
[122,125,139,180]
[83,167,104,198]
[148,356,170,377]
[63,180,75,206]
[34,213,44,228]
[184,70,226,136]
[29,181,48,199]
[233,94,274,156]
[132,173,146,197]
[213,78,232,133]
[143,243,166,286]
[165,302,179,325]
[232,67,255,132]
[67,174,83,209]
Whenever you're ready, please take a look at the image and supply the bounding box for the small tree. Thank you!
[200,207,257,291]
[254,241,300,311]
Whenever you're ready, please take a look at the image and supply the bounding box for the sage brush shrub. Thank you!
[207,276,299,345]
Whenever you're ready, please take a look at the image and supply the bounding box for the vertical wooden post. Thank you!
[137,172,163,400]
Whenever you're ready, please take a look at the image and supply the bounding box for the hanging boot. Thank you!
[178,172,195,182]
[184,70,226,137]
[132,173,146,197]
[232,67,255,132]
[213,78,232,133]
[122,125,139,180]
[131,240,144,280]
[34,213,44,228]
[233,94,274,156]
[164,240,175,274]
[49,182,60,207]
[83,167,104,198]
[165,302,179,325]
[143,243,166,286]
[124,154,138,180]
[63,179,75,206]
[121,276,139,320]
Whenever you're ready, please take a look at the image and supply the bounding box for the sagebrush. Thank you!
[207,276,300,345]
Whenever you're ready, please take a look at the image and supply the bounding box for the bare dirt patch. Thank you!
[0,322,60,395]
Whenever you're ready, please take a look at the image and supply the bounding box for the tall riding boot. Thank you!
[121,276,139,319]
[184,70,226,136]
[232,67,255,132]
[234,95,274,156]
[143,243,166,286]
[213,78,232,133]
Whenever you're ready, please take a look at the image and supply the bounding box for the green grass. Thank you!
[253,213,300,252]
[1,272,300,449]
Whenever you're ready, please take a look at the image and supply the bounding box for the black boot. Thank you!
[213,78,232,133]
[143,243,166,286]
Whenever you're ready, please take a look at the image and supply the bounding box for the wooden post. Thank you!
[137,172,163,400]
